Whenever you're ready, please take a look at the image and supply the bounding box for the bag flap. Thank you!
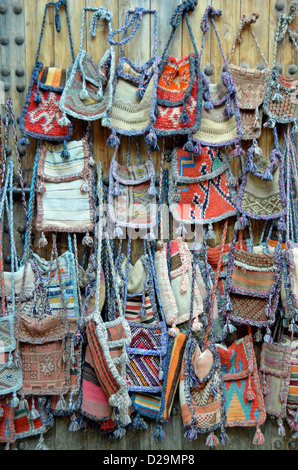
[37,65,68,92]
[127,321,167,356]
[228,64,270,109]
[111,160,155,185]
[233,248,275,271]
[19,312,67,336]
[217,336,253,381]
[4,263,36,298]
[259,341,292,378]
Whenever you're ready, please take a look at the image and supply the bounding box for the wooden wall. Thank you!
[0,0,298,451]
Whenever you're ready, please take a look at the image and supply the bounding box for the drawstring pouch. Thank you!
[19,0,74,144]
[59,6,115,124]
[154,0,203,137]
[227,13,271,140]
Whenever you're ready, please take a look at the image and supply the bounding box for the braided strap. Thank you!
[170,0,198,28]
[54,0,67,32]
[89,7,113,37]
[108,7,144,46]
[200,6,222,33]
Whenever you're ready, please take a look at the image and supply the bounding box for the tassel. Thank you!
[34,91,41,104]
[5,443,10,450]
[183,139,194,153]
[264,327,272,343]
[101,116,111,127]
[180,273,187,294]
[107,131,120,148]
[131,412,148,431]
[57,115,71,127]
[110,426,126,440]
[294,411,298,423]
[18,395,28,410]
[191,319,203,332]
[204,99,214,111]
[145,130,159,152]
[263,118,276,129]
[252,425,265,445]
[6,352,14,369]
[10,392,19,409]
[36,182,46,194]
[293,432,298,439]
[159,368,164,381]
[56,395,67,411]
[262,373,267,395]
[193,143,202,156]
[147,181,157,196]
[184,426,197,441]
[69,412,81,432]
[82,232,93,247]
[168,325,180,337]
[96,90,104,101]
[223,321,237,335]
[80,180,90,192]
[19,136,31,146]
[246,375,256,401]
[206,432,219,447]
[35,433,50,450]
[206,223,216,240]
[88,156,95,167]
[210,382,218,398]
[254,328,263,342]
[29,397,40,420]
[292,124,298,134]
[37,232,48,249]
[114,226,124,238]
[154,422,166,440]
[277,418,286,437]
[79,88,90,100]
[0,406,4,418]
[180,108,190,125]
[219,426,229,446]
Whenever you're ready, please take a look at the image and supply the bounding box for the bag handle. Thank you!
[161,0,199,60]
[35,0,75,65]
[228,13,269,67]
[79,6,114,52]
[272,3,298,67]
[198,6,228,70]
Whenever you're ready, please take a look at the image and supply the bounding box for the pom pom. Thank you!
[145,130,159,152]
[206,432,219,447]
[184,426,197,441]
[82,232,93,247]
[79,88,90,100]
[191,319,203,332]
[61,148,70,159]
[180,108,190,125]
[19,136,31,146]
[252,426,265,445]
[168,326,180,337]
[101,116,111,127]
[107,131,120,148]
[154,422,166,440]
[193,143,202,156]
[37,232,48,249]
[183,139,194,153]
[58,115,71,127]
[204,99,214,111]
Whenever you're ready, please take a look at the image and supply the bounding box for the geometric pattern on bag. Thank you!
[14,396,53,440]
[0,395,16,444]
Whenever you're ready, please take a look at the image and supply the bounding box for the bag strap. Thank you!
[228,13,269,67]
[161,0,199,60]
[35,0,75,65]
[198,6,228,70]
[272,3,298,67]
[79,6,113,52]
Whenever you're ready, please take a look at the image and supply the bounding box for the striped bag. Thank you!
[284,336,298,437]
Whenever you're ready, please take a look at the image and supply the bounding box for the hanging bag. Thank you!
[154,0,203,137]
[19,0,74,144]
[107,7,159,151]
[263,4,298,130]
[59,6,115,124]
[186,6,243,154]
[227,13,270,140]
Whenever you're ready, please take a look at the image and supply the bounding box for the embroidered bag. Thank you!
[259,340,292,436]
[168,145,237,236]
[59,6,115,124]
[216,332,266,445]
[227,13,270,140]
[35,126,95,244]
[263,4,298,129]
[154,0,203,137]
[224,221,282,340]
[236,136,286,221]
[186,6,243,153]
[108,138,157,239]
[19,0,74,144]
[107,7,159,150]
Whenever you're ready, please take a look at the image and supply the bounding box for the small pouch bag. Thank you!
[216,331,267,445]
[227,13,270,140]
[154,0,203,137]
[236,136,286,221]
[263,4,298,130]
[259,340,292,436]
[35,125,95,244]
[19,0,74,144]
[186,6,243,153]
[108,138,157,239]
[168,145,237,236]
[107,7,159,150]
[59,6,115,124]
[14,396,53,448]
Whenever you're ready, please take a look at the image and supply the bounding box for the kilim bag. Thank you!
[35,126,95,245]
[154,0,203,137]
[216,332,266,445]
[259,340,292,436]
[227,13,270,140]
[107,7,159,150]
[263,4,298,129]
[185,6,243,153]
[19,0,74,144]
[14,396,53,448]
[223,222,282,340]
[236,136,286,221]
[168,145,237,236]
[59,6,115,124]
[108,139,157,239]
[0,395,16,447]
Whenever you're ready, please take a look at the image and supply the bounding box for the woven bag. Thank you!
[14,396,53,446]
[108,139,157,239]
[107,7,159,151]
[227,13,270,140]
[236,137,286,221]
[35,126,95,245]
[19,0,74,144]
[0,395,16,447]
[59,6,115,124]
[282,335,298,437]
[263,4,298,129]
[185,6,243,153]
[168,145,237,236]
[216,333,266,445]
[259,340,292,436]
[154,0,203,137]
